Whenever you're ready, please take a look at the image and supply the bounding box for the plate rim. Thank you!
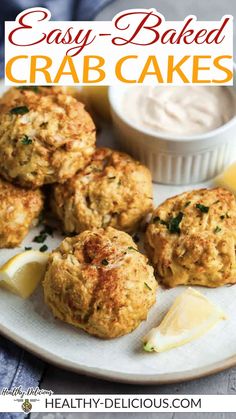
[0,82,235,386]
[1,322,236,385]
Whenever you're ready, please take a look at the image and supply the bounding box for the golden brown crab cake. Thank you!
[146,188,236,288]
[0,86,79,105]
[51,148,153,234]
[0,87,95,188]
[43,227,157,338]
[0,178,44,248]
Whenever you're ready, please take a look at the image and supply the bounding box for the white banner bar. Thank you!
[5,7,233,85]
[0,394,236,413]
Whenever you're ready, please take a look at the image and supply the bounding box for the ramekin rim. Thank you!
[108,69,236,143]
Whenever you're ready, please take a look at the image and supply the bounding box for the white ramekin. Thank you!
[108,80,236,185]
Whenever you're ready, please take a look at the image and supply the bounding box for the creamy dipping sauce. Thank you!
[123,86,236,136]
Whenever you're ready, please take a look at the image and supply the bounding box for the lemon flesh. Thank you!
[0,251,49,298]
[143,288,227,353]
[214,161,236,194]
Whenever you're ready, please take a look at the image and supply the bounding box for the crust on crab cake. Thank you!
[0,178,44,248]
[51,147,153,233]
[0,87,96,188]
[145,188,236,288]
[43,227,157,338]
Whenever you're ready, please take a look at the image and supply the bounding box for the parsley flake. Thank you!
[33,233,47,243]
[10,106,29,115]
[128,246,139,252]
[21,135,32,145]
[168,212,184,234]
[144,282,152,291]
[40,244,48,252]
[101,259,109,266]
[153,213,183,233]
[40,226,54,237]
[214,226,221,233]
[196,203,209,213]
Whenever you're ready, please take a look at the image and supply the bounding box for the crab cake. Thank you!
[0,178,44,248]
[146,188,236,288]
[51,148,153,234]
[0,86,79,102]
[0,87,95,188]
[43,227,157,338]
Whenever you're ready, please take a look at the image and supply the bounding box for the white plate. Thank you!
[0,87,236,384]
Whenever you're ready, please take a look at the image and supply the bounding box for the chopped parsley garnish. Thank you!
[153,213,183,234]
[101,259,109,266]
[17,86,39,93]
[33,233,47,243]
[214,226,221,233]
[24,246,32,251]
[40,226,54,237]
[184,201,191,207]
[10,106,29,115]
[196,203,209,213]
[168,212,184,234]
[128,246,139,252]
[39,244,48,252]
[21,135,32,145]
[144,282,152,291]
[108,176,116,180]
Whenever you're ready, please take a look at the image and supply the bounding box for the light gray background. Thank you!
[37,1,236,417]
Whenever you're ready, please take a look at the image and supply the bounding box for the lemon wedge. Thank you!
[0,250,49,298]
[143,288,227,353]
[214,161,236,194]
[82,86,110,120]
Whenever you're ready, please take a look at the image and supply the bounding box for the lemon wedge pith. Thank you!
[214,161,236,194]
[143,288,227,353]
[0,250,49,298]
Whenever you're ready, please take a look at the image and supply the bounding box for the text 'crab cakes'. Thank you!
[51,147,153,234]
[0,178,44,248]
[146,188,236,288]
[0,87,96,188]
[43,227,157,339]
